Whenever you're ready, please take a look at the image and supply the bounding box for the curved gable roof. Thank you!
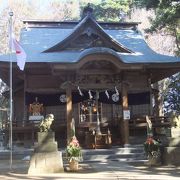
[0,17,179,66]
[43,15,133,53]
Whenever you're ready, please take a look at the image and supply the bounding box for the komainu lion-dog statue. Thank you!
[39,114,54,132]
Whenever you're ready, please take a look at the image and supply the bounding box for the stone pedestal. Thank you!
[28,132,64,174]
[162,147,180,166]
[162,128,180,165]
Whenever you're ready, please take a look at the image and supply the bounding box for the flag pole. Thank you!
[9,11,13,171]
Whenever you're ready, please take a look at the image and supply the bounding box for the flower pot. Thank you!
[147,152,161,166]
[69,160,79,171]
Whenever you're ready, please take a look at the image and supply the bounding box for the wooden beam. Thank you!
[77,69,118,75]
[77,83,121,90]
[25,88,62,93]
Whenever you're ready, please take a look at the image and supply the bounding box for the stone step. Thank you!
[82,153,145,161]
[0,149,33,160]
[62,145,147,163]
[82,147,144,155]
[0,145,147,163]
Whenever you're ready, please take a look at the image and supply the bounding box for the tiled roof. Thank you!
[0,17,179,64]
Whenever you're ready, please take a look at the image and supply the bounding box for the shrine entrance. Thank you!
[76,88,121,148]
[78,98,112,149]
[79,99,101,123]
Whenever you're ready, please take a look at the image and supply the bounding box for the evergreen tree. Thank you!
[80,0,133,22]
[134,0,180,55]
[134,0,180,116]
[164,73,180,115]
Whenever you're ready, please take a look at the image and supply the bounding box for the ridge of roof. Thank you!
[43,15,134,53]
[23,19,140,28]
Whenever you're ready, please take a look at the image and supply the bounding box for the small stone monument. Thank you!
[28,114,64,174]
[162,115,180,165]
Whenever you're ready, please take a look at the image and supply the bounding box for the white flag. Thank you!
[10,35,26,71]
[115,86,119,95]
[88,90,93,99]
[105,90,109,99]
[78,86,83,96]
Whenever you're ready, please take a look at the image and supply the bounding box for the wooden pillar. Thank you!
[65,82,73,144]
[121,82,129,146]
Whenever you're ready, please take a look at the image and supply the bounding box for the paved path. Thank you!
[0,159,180,180]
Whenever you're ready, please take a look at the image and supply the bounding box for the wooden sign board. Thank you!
[123,110,130,120]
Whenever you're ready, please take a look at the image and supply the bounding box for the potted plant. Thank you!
[144,137,161,165]
[66,136,83,171]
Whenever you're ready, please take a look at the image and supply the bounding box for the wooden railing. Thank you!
[129,116,171,129]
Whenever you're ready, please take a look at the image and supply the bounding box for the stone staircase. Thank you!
[63,144,147,163]
[0,148,33,160]
[0,144,147,164]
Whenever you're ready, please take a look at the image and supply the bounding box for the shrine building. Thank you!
[0,6,180,148]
